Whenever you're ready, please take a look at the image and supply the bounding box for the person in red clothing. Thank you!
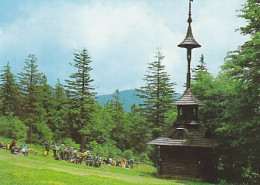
[121,157,127,168]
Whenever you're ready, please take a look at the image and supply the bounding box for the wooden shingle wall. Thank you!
[159,146,216,182]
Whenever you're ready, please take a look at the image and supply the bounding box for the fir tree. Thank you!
[0,62,20,116]
[65,48,97,150]
[127,104,149,154]
[66,48,96,98]
[218,1,260,182]
[52,79,70,141]
[111,89,124,123]
[191,1,260,183]
[109,89,129,151]
[38,75,56,133]
[18,54,51,143]
[192,54,208,81]
[136,49,176,165]
[136,49,176,139]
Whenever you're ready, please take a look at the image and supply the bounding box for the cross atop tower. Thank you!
[172,0,204,118]
[178,0,200,89]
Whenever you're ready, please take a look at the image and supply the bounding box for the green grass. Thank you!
[0,138,214,185]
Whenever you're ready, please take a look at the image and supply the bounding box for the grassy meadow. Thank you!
[0,138,214,185]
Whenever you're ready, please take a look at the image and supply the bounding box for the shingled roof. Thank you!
[147,137,215,148]
[171,88,205,106]
[147,128,215,148]
[147,137,186,146]
[147,123,216,148]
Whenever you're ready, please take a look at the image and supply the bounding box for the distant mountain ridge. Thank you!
[96,89,181,112]
[96,90,143,112]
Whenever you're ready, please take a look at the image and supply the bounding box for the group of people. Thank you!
[0,140,29,156]
[103,157,134,169]
[44,139,134,168]
[44,139,102,167]
[0,138,134,169]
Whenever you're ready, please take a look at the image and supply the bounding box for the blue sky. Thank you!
[0,0,248,95]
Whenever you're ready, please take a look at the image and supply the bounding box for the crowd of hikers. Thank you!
[44,139,134,168]
[0,139,29,156]
[0,139,134,169]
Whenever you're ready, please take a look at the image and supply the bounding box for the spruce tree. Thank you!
[136,49,176,139]
[66,48,96,98]
[38,75,56,133]
[192,54,208,81]
[191,1,260,183]
[18,54,51,143]
[0,62,20,116]
[218,1,260,182]
[136,49,176,165]
[65,48,97,150]
[52,79,70,141]
[127,104,148,154]
[111,89,124,123]
[109,89,129,151]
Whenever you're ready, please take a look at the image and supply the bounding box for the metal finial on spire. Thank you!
[178,0,200,49]
[188,0,192,24]
[178,0,200,90]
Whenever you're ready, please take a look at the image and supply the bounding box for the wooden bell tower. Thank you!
[148,0,217,182]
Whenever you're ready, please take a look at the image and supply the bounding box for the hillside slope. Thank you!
[0,149,200,185]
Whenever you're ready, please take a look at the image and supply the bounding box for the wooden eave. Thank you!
[147,137,215,148]
[148,125,216,148]
[171,88,205,106]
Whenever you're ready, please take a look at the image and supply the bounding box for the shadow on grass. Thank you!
[145,170,215,185]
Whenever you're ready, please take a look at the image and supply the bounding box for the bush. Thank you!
[135,152,153,165]
[87,141,122,157]
[0,116,28,142]
[34,121,53,144]
[62,138,80,151]
[122,149,134,159]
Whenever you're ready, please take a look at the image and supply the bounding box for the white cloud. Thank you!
[0,0,248,94]
[193,0,248,75]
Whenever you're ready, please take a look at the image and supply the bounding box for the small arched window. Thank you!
[174,128,189,139]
